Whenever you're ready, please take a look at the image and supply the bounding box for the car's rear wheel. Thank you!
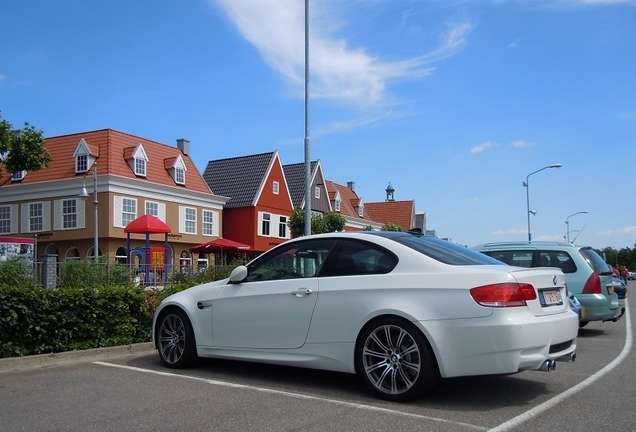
[156,308,197,368]
[356,317,439,401]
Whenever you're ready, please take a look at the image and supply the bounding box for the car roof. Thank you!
[473,241,576,249]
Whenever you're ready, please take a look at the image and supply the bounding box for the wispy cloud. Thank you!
[511,140,535,148]
[598,226,636,236]
[0,74,5,82]
[210,0,471,106]
[491,228,526,235]
[471,141,498,154]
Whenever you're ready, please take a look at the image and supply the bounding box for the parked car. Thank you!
[609,277,627,299]
[628,272,636,281]
[153,231,578,402]
[568,293,585,321]
[473,241,623,327]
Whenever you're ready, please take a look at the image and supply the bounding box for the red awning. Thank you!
[189,238,252,254]
[124,215,172,234]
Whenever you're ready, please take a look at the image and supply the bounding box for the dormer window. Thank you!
[135,157,146,176]
[175,166,185,184]
[11,170,26,182]
[164,154,187,186]
[334,195,341,212]
[125,144,149,178]
[72,138,97,174]
[273,181,279,195]
[358,201,364,217]
[76,154,88,173]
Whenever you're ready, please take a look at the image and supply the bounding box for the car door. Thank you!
[211,238,335,349]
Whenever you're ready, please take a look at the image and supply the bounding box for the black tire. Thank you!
[579,321,589,328]
[156,308,197,368]
[355,317,439,402]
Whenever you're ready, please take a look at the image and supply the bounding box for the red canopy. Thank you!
[189,238,252,254]
[124,215,171,234]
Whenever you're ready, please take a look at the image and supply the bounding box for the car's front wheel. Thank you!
[156,308,197,368]
[356,317,439,401]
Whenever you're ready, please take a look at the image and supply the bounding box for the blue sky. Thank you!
[2,0,635,250]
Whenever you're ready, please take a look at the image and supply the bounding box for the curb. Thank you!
[0,342,156,374]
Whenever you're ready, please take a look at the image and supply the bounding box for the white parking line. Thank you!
[94,361,487,431]
[490,301,632,432]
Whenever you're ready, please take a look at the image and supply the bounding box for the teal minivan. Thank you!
[473,241,623,327]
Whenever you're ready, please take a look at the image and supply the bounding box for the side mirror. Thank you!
[229,265,248,283]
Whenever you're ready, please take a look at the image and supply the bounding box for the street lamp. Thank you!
[565,211,588,243]
[78,161,99,260]
[523,163,562,241]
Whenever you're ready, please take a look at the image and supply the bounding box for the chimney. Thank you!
[347,181,355,192]
[176,138,190,155]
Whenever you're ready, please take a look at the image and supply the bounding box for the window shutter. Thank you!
[113,196,122,227]
[179,206,186,233]
[78,199,86,229]
[54,200,61,230]
[10,204,18,234]
[21,203,28,233]
[42,201,51,231]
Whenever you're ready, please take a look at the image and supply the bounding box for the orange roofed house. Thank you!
[0,129,228,274]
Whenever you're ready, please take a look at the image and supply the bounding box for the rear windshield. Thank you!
[390,235,504,265]
[579,247,612,275]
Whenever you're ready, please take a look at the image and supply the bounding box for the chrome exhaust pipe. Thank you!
[556,352,576,363]
[539,359,557,371]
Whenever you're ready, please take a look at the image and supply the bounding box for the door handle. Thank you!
[291,288,313,297]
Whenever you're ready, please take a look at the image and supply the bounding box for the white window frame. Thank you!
[314,186,320,199]
[121,198,137,227]
[0,205,12,234]
[278,216,288,238]
[175,167,185,185]
[179,206,197,235]
[202,209,219,236]
[76,154,88,173]
[134,157,146,177]
[273,181,279,195]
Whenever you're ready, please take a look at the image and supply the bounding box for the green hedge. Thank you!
[0,285,151,358]
[0,259,242,358]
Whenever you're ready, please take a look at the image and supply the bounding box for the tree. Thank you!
[288,208,346,237]
[0,113,52,184]
[381,222,402,232]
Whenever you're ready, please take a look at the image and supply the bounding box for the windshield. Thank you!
[390,234,504,265]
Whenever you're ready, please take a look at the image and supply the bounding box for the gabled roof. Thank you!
[202,151,277,208]
[326,180,374,220]
[282,160,318,209]
[0,129,212,194]
[366,200,416,232]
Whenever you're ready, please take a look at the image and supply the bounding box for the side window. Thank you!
[319,239,397,277]
[483,250,533,268]
[245,239,336,282]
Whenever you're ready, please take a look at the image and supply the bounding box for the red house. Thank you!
[202,151,294,253]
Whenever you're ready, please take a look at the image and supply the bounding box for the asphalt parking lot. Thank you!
[1,289,633,432]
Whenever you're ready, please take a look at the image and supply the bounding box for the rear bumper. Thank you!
[576,293,620,322]
[420,308,578,378]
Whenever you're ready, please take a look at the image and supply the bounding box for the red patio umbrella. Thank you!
[189,238,252,264]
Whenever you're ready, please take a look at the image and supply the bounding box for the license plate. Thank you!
[541,289,563,306]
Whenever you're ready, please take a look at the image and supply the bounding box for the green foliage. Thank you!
[58,259,133,288]
[0,258,38,288]
[382,222,402,231]
[288,208,346,237]
[0,113,52,179]
[362,225,375,231]
[594,246,636,270]
[0,285,149,357]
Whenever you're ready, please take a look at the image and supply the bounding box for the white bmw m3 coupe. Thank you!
[153,231,578,401]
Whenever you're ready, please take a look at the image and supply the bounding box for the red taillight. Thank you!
[470,283,537,307]
[582,273,601,294]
